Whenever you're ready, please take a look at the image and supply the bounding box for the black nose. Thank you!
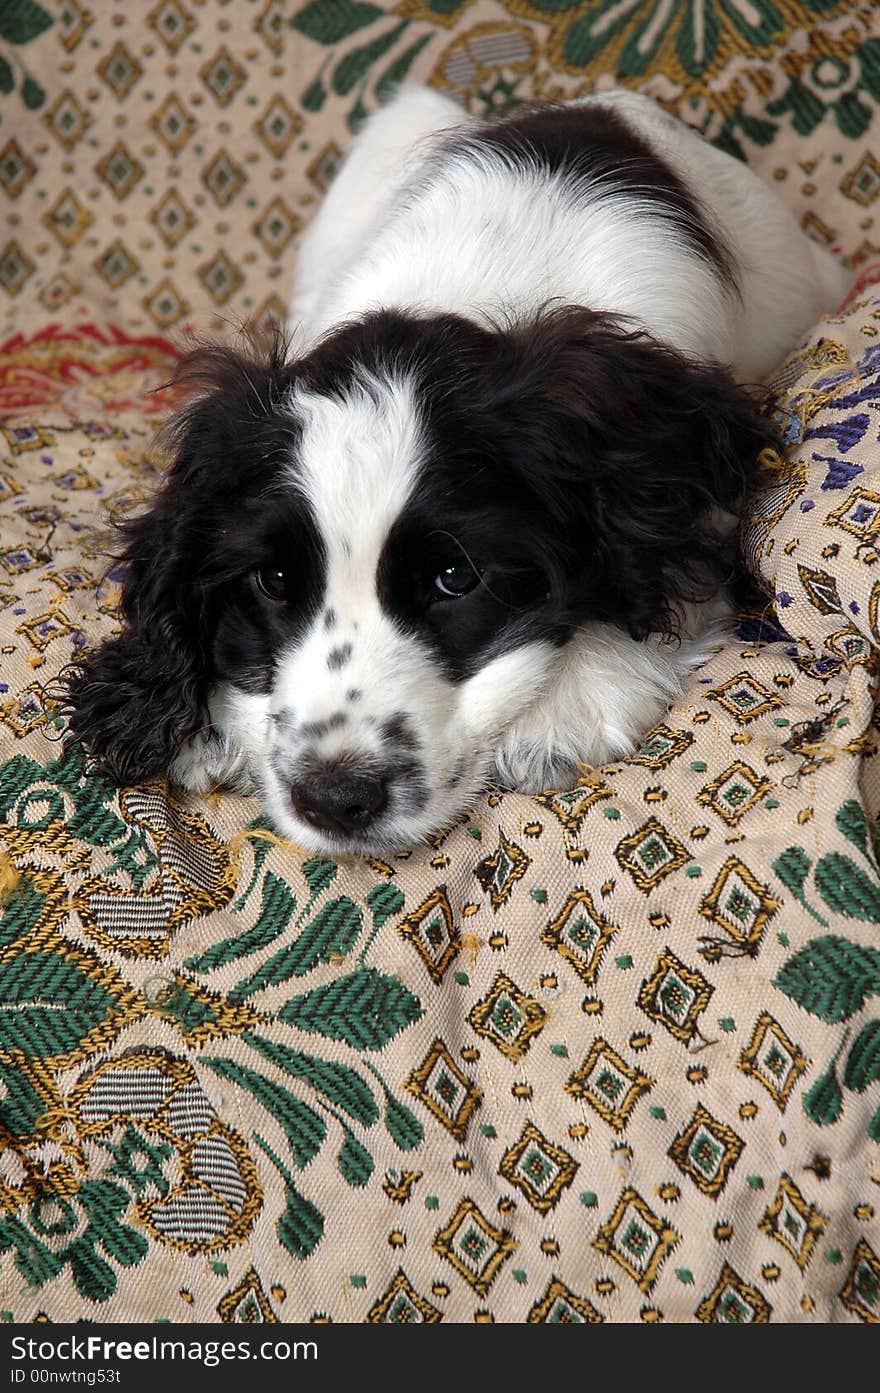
[290,770,388,836]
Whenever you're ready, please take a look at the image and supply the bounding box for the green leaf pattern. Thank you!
[0,0,52,112]
[0,740,421,1285]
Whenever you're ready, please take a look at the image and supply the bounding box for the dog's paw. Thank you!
[168,727,258,796]
[491,740,581,797]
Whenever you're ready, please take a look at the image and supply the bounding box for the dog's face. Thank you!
[64,307,771,853]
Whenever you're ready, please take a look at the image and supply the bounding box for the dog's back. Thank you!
[292,86,849,378]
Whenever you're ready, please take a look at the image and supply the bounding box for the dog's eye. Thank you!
[254,568,287,602]
[434,563,480,599]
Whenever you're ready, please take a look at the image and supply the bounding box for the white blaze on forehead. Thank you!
[289,370,424,583]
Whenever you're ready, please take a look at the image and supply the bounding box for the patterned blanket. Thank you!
[1,0,880,1325]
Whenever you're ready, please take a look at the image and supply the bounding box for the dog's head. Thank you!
[63,307,772,852]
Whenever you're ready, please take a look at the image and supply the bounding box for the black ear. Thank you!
[60,333,295,784]
[492,307,778,640]
[60,477,212,785]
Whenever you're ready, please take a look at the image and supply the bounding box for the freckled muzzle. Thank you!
[269,701,431,845]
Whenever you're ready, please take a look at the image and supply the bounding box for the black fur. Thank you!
[375,305,773,660]
[60,307,776,783]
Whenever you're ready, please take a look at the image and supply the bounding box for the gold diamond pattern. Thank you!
[534,778,612,833]
[840,151,880,206]
[406,1037,481,1141]
[398,888,460,984]
[0,474,23,505]
[149,94,196,154]
[143,278,190,328]
[696,762,773,827]
[42,189,92,249]
[217,1267,276,1323]
[1,684,50,739]
[200,46,247,107]
[366,1270,442,1324]
[0,242,36,298]
[826,487,880,541]
[252,294,287,336]
[1,424,56,455]
[253,196,301,258]
[203,150,247,208]
[254,95,304,158]
[307,141,343,192]
[630,724,695,768]
[840,1240,880,1323]
[708,671,784,723]
[468,972,547,1062]
[433,1198,516,1297]
[758,1174,826,1270]
[254,0,286,55]
[57,0,94,51]
[148,0,196,53]
[40,272,80,312]
[198,251,244,306]
[42,89,92,149]
[738,1012,808,1113]
[1,545,42,575]
[696,1264,772,1323]
[96,142,145,200]
[95,241,140,289]
[474,829,530,910]
[565,1037,653,1133]
[668,1104,745,1198]
[698,857,779,958]
[499,1122,578,1212]
[0,140,36,198]
[527,1279,603,1323]
[98,41,144,100]
[614,817,690,891]
[150,191,197,249]
[593,1188,679,1294]
[16,609,75,651]
[637,948,713,1044]
[541,887,617,985]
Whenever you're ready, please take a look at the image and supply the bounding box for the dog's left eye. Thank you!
[254,568,287,602]
[434,563,480,599]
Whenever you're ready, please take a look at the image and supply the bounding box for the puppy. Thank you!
[64,86,849,854]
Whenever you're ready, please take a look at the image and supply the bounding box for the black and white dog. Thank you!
[64,86,848,854]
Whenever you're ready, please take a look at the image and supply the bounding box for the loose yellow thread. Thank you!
[225,824,300,867]
[0,851,21,903]
[756,446,788,480]
[226,825,294,851]
[575,761,606,787]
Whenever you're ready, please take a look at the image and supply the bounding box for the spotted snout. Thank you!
[271,706,428,841]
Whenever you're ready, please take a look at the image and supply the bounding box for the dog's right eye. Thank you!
[254,568,287,602]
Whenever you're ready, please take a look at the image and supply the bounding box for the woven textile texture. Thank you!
[2,0,880,1325]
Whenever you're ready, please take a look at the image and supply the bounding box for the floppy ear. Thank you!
[493,307,778,640]
[60,455,213,785]
[61,335,295,784]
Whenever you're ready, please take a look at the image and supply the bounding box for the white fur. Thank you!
[292,86,849,376]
